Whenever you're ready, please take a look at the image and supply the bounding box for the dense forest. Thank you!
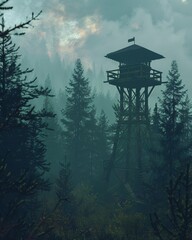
[1,1,192,240]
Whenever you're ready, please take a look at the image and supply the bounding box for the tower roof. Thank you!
[105,44,165,64]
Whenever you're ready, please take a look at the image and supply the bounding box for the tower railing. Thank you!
[107,65,162,84]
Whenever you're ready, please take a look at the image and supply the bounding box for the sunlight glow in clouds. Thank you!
[55,15,101,60]
[14,0,102,64]
[38,5,101,60]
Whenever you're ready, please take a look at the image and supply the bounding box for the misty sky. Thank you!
[5,0,192,98]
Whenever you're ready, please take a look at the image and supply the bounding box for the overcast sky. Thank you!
[5,0,192,97]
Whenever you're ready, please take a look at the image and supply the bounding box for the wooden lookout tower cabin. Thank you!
[105,39,165,187]
[105,40,164,123]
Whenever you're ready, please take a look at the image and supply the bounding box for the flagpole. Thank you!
[128,37,135,44]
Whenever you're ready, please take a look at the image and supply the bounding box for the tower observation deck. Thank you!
[105,44,164,88]
[105,41,165,188]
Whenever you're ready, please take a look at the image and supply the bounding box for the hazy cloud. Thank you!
[5,0,192,96]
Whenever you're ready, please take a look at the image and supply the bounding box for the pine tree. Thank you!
[147,61,191,213]
[180,95,192,158]
[0,4,53,239]
[61,58,96,183]
[85,106,98,179]
[96,110,110,175]
[159,60,187,181]
[152,103,160,130]
[147,104,164,210]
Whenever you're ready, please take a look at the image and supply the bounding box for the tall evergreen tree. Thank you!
[61,59,96,183]
[180,95,192,156]
[159,60,187,181]
[148,61,192,214]
[85,106,98,179]
[0,4,53,239]
[96,110,111,175]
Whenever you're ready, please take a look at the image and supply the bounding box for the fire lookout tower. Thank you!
[105,40,164,187]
